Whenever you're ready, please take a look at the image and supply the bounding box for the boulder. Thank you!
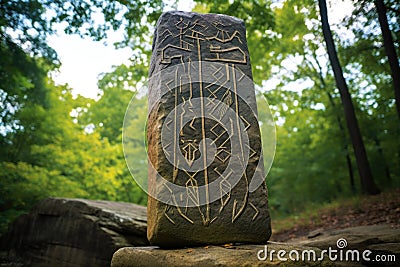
[0,198,148,267]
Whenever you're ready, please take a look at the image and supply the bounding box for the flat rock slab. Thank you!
[111,243,338,267]
[112,224,400,267]
[0,198,148,267]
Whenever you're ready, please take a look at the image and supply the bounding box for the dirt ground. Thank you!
[270,188,400,242]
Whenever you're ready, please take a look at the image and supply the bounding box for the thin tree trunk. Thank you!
[375,0,400,120]
[373,136,391,182]
[318,0,380,195]
[326,91,356,193]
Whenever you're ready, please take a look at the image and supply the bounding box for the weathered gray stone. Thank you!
[111,243,338,267]
[147,11,271,248]
[0,198,148,267]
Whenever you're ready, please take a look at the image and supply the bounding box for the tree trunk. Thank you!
[318,0,380,195]
[373,136,391,182]
[327,92,356,193]
[375,0,400,120]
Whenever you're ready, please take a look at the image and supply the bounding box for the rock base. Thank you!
[111,225,400,267]
[111,243,336,267]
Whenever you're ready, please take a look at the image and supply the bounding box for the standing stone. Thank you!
[147,11,271,247]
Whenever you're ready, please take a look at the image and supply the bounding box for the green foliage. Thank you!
[0,0,164,53]
[122,95,148,202]
[193,0,276,84]
[0,160,86,230]
[0,0,160,233]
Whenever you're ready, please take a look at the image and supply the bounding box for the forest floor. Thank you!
[270,188,400,242]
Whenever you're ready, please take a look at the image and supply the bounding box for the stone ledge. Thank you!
[111,243,341,267]
[111,225,400,267]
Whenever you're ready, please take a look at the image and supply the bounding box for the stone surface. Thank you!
[292,225,400,267]
[111,224,399,267]
[147,11,271,247]
[0,198,148,267]
[295,225,400,250]
[111,243,336,267]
